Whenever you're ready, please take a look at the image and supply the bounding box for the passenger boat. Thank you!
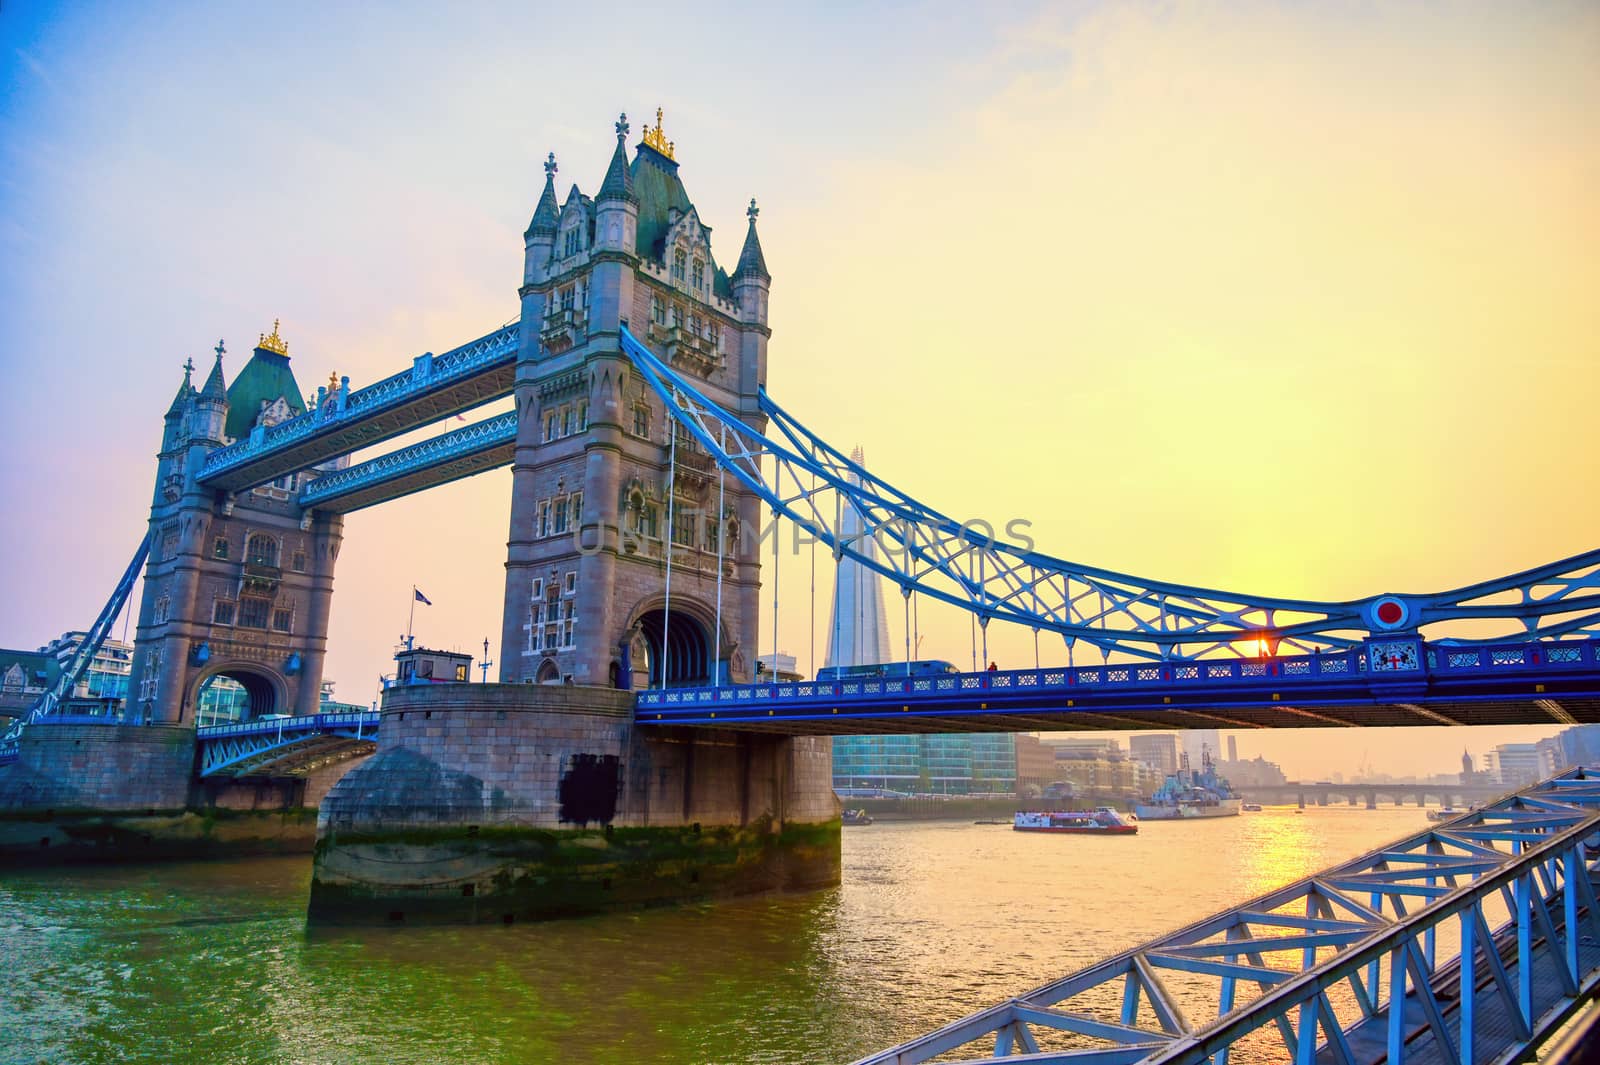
[842,808,874,826]
[1013,808,1137,835]
[1241,802,1263,812]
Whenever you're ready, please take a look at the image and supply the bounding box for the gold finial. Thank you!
[328,371,340,393]
[258,319,288,356]
[643,106,675,160]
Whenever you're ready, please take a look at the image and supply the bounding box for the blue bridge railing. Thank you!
[636,636,1600,727]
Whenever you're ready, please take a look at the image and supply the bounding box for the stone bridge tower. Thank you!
[500,110,772,690]
[129,326,344,725]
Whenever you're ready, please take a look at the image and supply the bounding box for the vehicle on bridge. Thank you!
[816,660,959,682]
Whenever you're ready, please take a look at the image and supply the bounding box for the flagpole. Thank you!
[408,585,417,651]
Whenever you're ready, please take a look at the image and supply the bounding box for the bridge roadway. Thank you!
[636,637,1600,734]
[181,636,1600,779]
[197,711,378,778]
[852,767,1600,1065]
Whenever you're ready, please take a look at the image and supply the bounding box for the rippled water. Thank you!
[0,807,1429,1064]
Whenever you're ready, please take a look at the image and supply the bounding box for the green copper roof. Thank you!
[224,348,306,441]
[631,143,693,262]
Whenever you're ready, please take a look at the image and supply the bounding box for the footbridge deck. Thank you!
[851,767,1600,1065]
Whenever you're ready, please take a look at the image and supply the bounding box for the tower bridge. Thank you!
[1,112,1598,926]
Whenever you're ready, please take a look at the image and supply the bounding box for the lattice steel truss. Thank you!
[197,711,379,776]
[619,327,1600,662]
[0,533,150,761]
[852,768,1600,1065]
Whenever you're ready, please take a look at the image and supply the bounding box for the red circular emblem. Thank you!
[1376,601,1404,625]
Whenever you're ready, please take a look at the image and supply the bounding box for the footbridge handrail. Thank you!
[849,767,1600,1065]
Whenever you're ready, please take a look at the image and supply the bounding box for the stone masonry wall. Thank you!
[311,683,840,922]
[0,723,194,811]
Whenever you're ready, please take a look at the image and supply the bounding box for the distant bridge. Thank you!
[1240,782,1513,810]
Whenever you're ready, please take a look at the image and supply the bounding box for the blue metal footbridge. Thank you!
[853,766,1600,1065]
[5,315,1600,766]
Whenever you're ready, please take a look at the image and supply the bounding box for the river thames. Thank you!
[1,806,1430,1064]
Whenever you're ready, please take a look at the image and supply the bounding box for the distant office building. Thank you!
[1535,736,1564,778]
[756,653,802,682]
[39,632,135,703]
[1227,735,1238,763]
[1182,728,1222,769]
[1043,736,1125,758]
[1130,733,1179,776]
[1487,743,1544,787]
[1554,724,1600,769]
[1014,734,1058,791]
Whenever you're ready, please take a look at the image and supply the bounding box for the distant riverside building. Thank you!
[1043,736,1125,758]
[1487,742,1544,787]
[756,652,801,682]
[1227,734,1238,763]
[1013,734,1059,791]
[1215,755,1287,788]
[1048,742,1150,796]
[0,647,54,725]
[1554,724,1600,769]
[40,632,136,703]
[1129,733,1179,776]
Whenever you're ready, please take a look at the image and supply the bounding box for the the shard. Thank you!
[824,447,892,669]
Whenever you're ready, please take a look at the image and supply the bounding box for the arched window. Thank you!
[246,534,279,568]
[672,248,687,282]
[691,258,704,291]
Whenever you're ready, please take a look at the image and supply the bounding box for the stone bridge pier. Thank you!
[310,117,841,921]
[310,684,838,923]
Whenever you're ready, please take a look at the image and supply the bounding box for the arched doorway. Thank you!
[193,668,280,725]
[635,609,711,688]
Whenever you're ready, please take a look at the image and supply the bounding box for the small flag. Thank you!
[414,589,433,606]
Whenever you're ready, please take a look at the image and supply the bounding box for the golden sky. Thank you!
[2,2,1595,777]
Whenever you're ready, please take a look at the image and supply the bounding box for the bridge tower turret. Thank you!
[129,326,344,727]
[500,109,768,691]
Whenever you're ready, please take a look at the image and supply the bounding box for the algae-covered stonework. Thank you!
[310,683,840,923]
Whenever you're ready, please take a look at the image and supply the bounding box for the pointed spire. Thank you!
[525,152,561,238]
[735,197,769,282]
[199,342,227,403]
[166,357,196,417]
[597,113,636,204]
